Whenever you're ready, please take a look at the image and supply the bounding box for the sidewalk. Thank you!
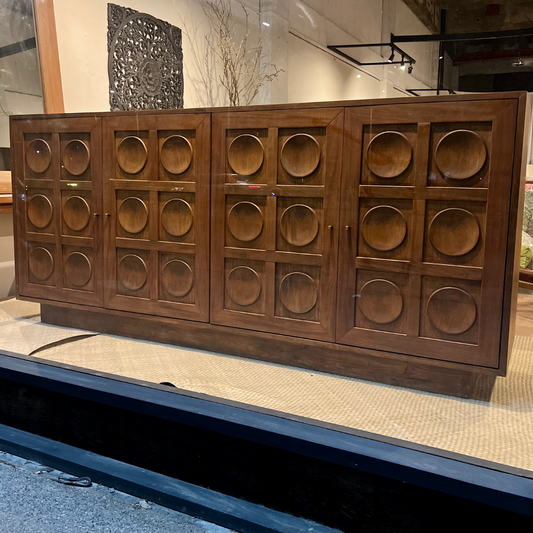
[0,451,233,533]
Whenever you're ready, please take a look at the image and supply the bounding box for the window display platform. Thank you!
[1,296,531,474]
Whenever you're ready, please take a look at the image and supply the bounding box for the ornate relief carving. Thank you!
[107,3,184,111]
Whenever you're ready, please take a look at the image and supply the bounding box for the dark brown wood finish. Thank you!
[337,99,519,368]
[211,109,343,341]
[11,117,103,306]
[102,113,210,322]
[9,93,527,395]
[40,301,485,398]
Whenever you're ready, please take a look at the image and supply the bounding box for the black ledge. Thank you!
[0,350,532,532]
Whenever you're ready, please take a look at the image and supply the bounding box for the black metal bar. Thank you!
[392,26,533,44]
[327,43,416,64]
[0,37,36,59]
[406,88,456,96]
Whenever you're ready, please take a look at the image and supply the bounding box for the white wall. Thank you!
[52,0,437,112]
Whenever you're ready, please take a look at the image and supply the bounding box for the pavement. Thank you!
[0,451,233,533]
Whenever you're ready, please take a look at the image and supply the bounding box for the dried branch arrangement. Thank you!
[204,0,283,106]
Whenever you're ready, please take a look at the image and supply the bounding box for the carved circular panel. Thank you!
[228,134,264,176]
[280,204,319,247]
[435,130,486,180]
[26,138,52,174]
[29,247,54,281]
[117,136,148,174]
[65,252,92,287]
[359,279,403,324]
[226,266,262,307]
[162,260,194,297]
[366,131,412,178]
[429,208,480,257]
[281,134,321,178]
[427,287,477,335]
[227,202,263,242]
[361,206,407,251]
[63,196,91,232]
[63,140,90,175]
[117,254,147,291]
[279,272,318,314]
[160,135,193,174]
[161,199,193,237]
[28,194,53,229]
[118,197,148,234]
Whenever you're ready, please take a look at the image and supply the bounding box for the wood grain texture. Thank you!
[33,0,64,114]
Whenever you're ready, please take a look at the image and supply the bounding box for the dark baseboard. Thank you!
[0,351,531,533]
[0,423,339,533]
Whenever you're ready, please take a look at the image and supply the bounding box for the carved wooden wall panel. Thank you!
[211,109,343,341]
[102,113,210,322]
[337,99,518,367]
[12,118,103,306]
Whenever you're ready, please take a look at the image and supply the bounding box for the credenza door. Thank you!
[102,113,210,322]
[336,99,518,367]
[12,117,104,306]
[211,108,343,342]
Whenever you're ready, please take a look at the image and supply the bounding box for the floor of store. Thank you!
[1,293,532,473]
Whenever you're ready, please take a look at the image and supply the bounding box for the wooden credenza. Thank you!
[10,93,529,397]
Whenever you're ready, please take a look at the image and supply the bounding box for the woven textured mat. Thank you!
[1,298,532,471]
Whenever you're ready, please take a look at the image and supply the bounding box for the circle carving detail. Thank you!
[427,287,477,335]
[361,205,407,251]
[161,199,193,237]
[27,138,52,174]
[117,254,147,291]
[366,131,412,178]
[65,252,92,287]
[279,272,318,314]
[29,247,54,281]
[429,208,480,256]
[118,197,148,234]
[226,266,262,307]
[435,130,486,180]
[162,260,194,297]
[117,136,147,174]
[63,196,91,232]
[280,204,319,247]
[281,134,321,178]
[227,202,264,242]
[228,134,264,177]
[63,140,90,175]
[160,135,193,174]
[359,279,403,324]
[28,194,53,229]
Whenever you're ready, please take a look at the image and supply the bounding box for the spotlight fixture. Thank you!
[388,50,395,63]
[512,57,524,67]
[400,55,406,70]
[407,64,413,74]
